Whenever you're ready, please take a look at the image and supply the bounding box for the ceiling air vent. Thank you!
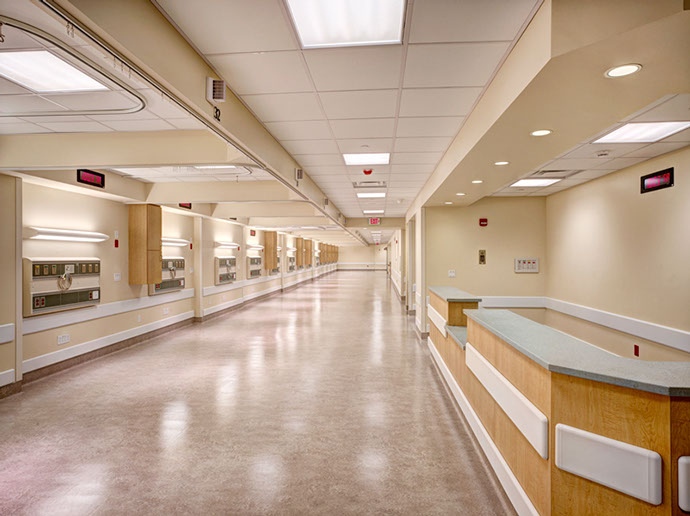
[353,180,387,189]
[323,198,329,207]
[206,78,226,104]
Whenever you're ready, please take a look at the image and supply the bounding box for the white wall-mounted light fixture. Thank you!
[215,241,240,249]
[247,244,264,250]
[594,122,690,143]
[344,153,390,165]
[287,247,297,252]
[24,227,109,242]
[0,51,108,93]
[162,237,190,247]
[286,0,405,49]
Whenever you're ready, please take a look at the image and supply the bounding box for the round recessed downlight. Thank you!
[494,161,509,166]
[444,201,453,205]
[455,192,466,196]
[530,129,552,137]
[472,180,483,184]
[605,64,642,78]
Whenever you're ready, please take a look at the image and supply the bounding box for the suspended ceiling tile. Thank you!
[329,118,396,139]
[0,116,25,124]
[136,88,189,118]
[337,138,393,153]
[632,94,690,122]
[293,154,344,166]
[155,0,297,53]
[394,136,452,152]
[542,157,612,170]
[409,0,539,43]
[209,51,312,95]
[0,95,66,114]
[176,176,219,182]
[572,169,616,180]
[621,142,688,158]
[18,115,91,123]
[404,42,510,88]
[100,119,176,131]
[391,164,436,174]
[0,77,31,95]
[591,157,648,169]
[166,117,206,130]
[304,46,403,91]
[319,90,398,119]
[399,88,481,117]
[396,116,463,137]
[304,166,348,175]
[663,127,690,142]
[242,92,324,121]
[45,91,139,111]
[264,120,331,140]
[392,152,443,164]
[0,123,50,134]
[0,25,45,50]
[88,110,162,121]
[281,139,340,154]
[36,121,113,132]
[346,165,390,175]
[562,142,647,159]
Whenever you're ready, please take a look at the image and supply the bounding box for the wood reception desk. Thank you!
[426,286,690,516]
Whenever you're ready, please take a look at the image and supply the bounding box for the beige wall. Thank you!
[0,175,17,374]
[546,146,690,331]
[426,197,547,297]
[338,245,386,268]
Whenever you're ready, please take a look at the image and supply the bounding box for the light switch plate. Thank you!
[113,272,121,281]
[162,307,169,315]
[57,334,70,345]
[448,269,456,278]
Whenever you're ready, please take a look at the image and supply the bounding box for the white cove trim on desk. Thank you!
[427,304,447,338]
[0,323,15,344]
[427,336,539,516]
[0,368,15,387]
[23,311,194,373]
[479,296,690,354]
[466,343,549,459]
[23,289,194,335]
[555,423,662,505]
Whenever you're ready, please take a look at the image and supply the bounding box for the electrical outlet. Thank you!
[189,267,194,273]
[114,230,119,239]
[163,307,169,315]
[113,272,121,281]
[137,314,142,323]
[57,334,70,346]
[448,269,456,278]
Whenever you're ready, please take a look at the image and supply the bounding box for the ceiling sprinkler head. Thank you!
[596,150,611,158]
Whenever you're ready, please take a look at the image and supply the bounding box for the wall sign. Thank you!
[178,203,192,210]
[369,218,381,225]
[641,168,673,194]
[250,229,256,236]
[479,218,488,227]
[77,169,105,189]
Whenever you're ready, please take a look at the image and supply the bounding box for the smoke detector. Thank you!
[206,78,226,104]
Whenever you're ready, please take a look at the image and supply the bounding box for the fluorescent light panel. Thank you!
[357,192,386,199]
[286,0,405,49]
[594,122,690,143]
[511,179,561,187]
[363,210,384,214]
[343,153,390,166]
[0,51,107,93]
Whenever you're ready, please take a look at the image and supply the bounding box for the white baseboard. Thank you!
[478,296,690,354]
[0,323,14,344]
[23,311,194,373]
[203,295,244,317]
[23,288,195,335]
[0,368,15,387]
[427,336,539,516]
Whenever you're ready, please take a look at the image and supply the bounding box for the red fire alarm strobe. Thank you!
[479,218,488,227]
[363,169,373,175]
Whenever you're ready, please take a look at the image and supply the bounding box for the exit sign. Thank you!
[369,218,381,225]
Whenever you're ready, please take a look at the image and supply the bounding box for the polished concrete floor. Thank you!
[0,272,514,515]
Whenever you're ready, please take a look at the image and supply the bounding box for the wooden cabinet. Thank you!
[128,204,162,285]
[304,239,313,266]
[264,231,278,271]
[296,237,304,268]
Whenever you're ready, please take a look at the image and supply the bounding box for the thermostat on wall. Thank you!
[515,258,539,273]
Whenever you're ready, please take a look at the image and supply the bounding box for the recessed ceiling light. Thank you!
[510,178,561,187]
[530,129,552,137]
[344,153,390,165]
[472,180,483,184]
[444,202,453,205]
[363,210,384,214]
[455,192,466,196]
[594,122,690,143]
[494,161,510,166]
[605,64,642,78]
[0,50,108,93]
[286,0,405,49]
[357,192,386,198]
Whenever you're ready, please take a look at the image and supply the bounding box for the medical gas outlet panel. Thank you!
[271,256,280,275]
[149,257,185,295]
[215,256,237,285]
[247,256,262,279]
[23,257,101,316]
[288,256,296,272]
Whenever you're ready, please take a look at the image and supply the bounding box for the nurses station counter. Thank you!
[426,286,690,516]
